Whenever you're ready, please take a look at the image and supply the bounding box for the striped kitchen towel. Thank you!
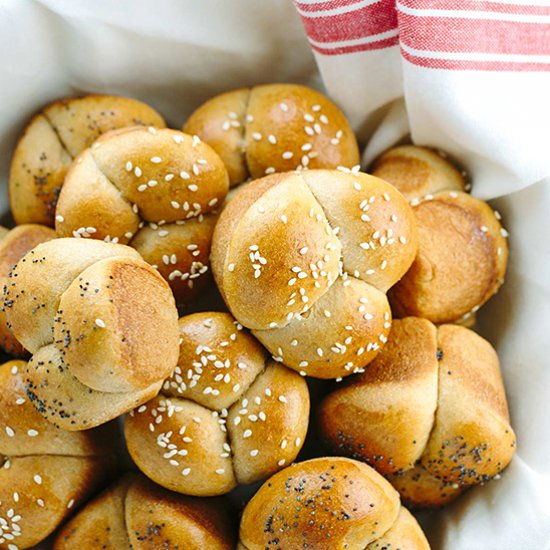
[292,0,550,199]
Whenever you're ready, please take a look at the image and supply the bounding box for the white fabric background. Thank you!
[0,1,548,549]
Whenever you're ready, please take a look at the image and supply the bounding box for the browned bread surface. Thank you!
[54,474,236,550]
[125,311,309,496]
[0,224,55,356]
[212,169,418,379]
[389,191,508,324]
[184,84,360,186]
[9,94,165,226]
[0,359,114,549]
[4,238,179,430]
[319,318,516,506]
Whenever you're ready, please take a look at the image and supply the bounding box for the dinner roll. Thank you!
[211,169,418,379]
[55,127,229,303]
[183,84,360,186]
[0,224,55,356]
[124,312,309,496]
[9,95,165,226]
[319,318,516,506]
[239,457,430,550]
[3,238,180,430]
[54,474,236,550]
[371,145,466,200]
[389,191,508,324]
[0,359,114,549]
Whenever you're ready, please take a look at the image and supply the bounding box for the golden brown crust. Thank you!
[184,84,360,186]
[212,170,418,379]
[125,311,309,496]
[318,317,516,506]
[130,214,217,304]
[371,146,465,201]
[0,359,115,549]
[389,191,508,324]
[55,127,229,303]
[421,324,516,485]
[365,507,431,550]
[184,89,250,186]
[4,238,179,430]
[0,224,55,356]
[387,464,465,508]
[54,474,237,550]
[239,457,401,550]
[318,318,439,474]
[9,94,165,226]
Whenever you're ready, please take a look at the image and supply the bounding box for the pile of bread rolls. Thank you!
[0,84,514,549]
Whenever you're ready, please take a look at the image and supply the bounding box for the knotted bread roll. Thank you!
[124,311,309,496]
[184,83,360,186]
[3,238,180,430]
[371,145,466,201]
[0,360,115,549]
[388,191,508,324]
[211,169,418,379]
[54,474,236,550]
[55,126,229,303]
[0,224,55,356]
[9,94,165,226]
[319,318,516,507]
[239,457,430,550]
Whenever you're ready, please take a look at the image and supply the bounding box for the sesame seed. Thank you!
[180,171,190,179]
[27,429,38,437]
[95,318,106,328]
[5,426,14,437]
[151,156,162,164]
[34,474,42,485]
[215,468,225,474]
[250,449,259,457]
[55,215,64,223]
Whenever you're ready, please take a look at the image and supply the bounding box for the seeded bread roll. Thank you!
[124,312,309,496]
[3,238,180,430]
[54,474,236,550]
[239,457,430,550]
[0,224,55,356]
[54,127,229,303]
[319,318,516,507]
[389,191,508,324]
[183,84,360,186]
[0,360,114,549]
[371,146,466,200]
[211,169,418,379]
[9,95,165,226]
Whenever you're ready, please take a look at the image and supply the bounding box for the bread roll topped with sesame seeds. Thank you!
[9,94,165,227]
[211,169,418,379]
[0,224,55,356]
[54,474,236,550]
[124,311,309,497]
[0,359,115,549]
[239,457,430,550]
[183,83,360,186]
[388,191,508,324]
[319,318,516,507]
[371,145,466,201]
[3,238,180,430]
[55,126,229,303]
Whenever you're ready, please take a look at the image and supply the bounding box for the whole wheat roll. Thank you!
[124,311,309,496]
[55,126,229,303]
[211,169,418,379]
[9,94,165,226]
[183,83,360,186]
[239,457,430,550]
[371,145,466,201]
[0,359,115,549]
[54,474,236,550]
[3,238,180,430]
[388,191,508,324]
[318,317,516,507]
[0,224,55,356]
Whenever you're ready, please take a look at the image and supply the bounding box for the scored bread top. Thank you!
[184,84,360,186]
[9,94,165,226]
